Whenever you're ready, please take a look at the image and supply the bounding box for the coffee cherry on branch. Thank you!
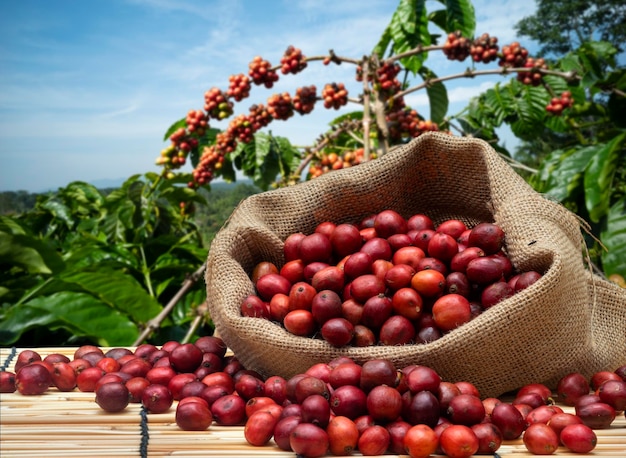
[227,114,254,144]
[355,64,372,83]
[470,33,499,64]
[416,120,439,134]
[185,109,209,135]
[215,131,237,154]
[293,85,318,115]
[546,90,573,116]
[267,92,295,120]
[443,31,471,62]
[387,107,420,140]
[280,45,307,75]
[227,73,252,102]
[204,87,234,120]
[321,83,348,110]
[248,56,279,88]
[517,57,547,86]
[499,42,529,68]
[308,148,369,179]
[376,62,402,93]
[191,145,222,187]
[248,104,273,131]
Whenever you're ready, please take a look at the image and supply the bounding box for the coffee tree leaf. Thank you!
[483,83,516,126]
[329,111,363,126]
[59,269,162,323]
[218,155,237,182]
[0,291,138,346]
[163,117,187,142]
[273,135,301,179]
[0,231,64,275]
[584,133,626,223]
[601,197,626,278]
[532,145,597,201]
[443,0,476,38]
[510,85,549,140]
[386,0,431,74]
[419,66,448,123]
[428,9,447,35]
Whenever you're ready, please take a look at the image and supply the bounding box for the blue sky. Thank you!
[0,0,538,192]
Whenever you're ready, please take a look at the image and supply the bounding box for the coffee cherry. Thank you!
[185,109,209,135]
[387,108,420,140]
[443,31,471,62]
[293,85,318,115]
[248,56,279,88]
[321,83,348,110]
[227,73,252,102]
[226,114,254,143]
[280,45,307,75]
[499,41,529,68]
[517,57,547,86]
[204,87,233,120]
[546,90,573,116]
[267,92,295,120]
[470,33,499,64]
[376,62,402,93]
[247,104,273,131]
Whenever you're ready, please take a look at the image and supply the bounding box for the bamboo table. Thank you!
[1,347,624,457]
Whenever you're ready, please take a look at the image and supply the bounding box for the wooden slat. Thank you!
[1,347,624,457]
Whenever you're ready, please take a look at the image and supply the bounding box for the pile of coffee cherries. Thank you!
[241,210,543,348]
[2,340,625,457]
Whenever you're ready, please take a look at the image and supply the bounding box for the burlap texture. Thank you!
[205,132,626,397]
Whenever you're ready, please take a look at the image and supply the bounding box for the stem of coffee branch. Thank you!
[133,262,207,346]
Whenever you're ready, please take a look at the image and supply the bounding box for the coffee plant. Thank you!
[154,0,626,282]
[0,175,210,347]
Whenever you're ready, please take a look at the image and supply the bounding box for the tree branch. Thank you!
[132,262,207,346]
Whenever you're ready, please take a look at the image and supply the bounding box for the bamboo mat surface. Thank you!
[1,347,625,458]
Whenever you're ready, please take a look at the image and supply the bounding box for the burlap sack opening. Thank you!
[206,132,626,397]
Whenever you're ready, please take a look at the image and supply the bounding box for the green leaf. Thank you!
[163,117,187,142]
[575,42,617,87]
[584,41,618,64]
[329,111,364,126]
[608,89,626,128]
[192,127,221,168]
[510,85,549,140]
[584,133,626,223]
[218,154,237,183]
[372,25,392,58]
[559,54,583,73]
[0,291,138,346]
[232,132,296,190]
[0,216,28,235]
[428,9,448,34]
[444,0,475,37]
[538,146,598,201]
[601,197,626,278]
[483,84,516,126]
[386,0,431,74]
[0,231,65,274]
[59,269,162,323]
[63,242,140,272]
[40,200,73,229]
[273,135,301,180]
[419,67,448,123]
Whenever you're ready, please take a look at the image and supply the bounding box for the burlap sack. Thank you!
[205,132,626,397]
